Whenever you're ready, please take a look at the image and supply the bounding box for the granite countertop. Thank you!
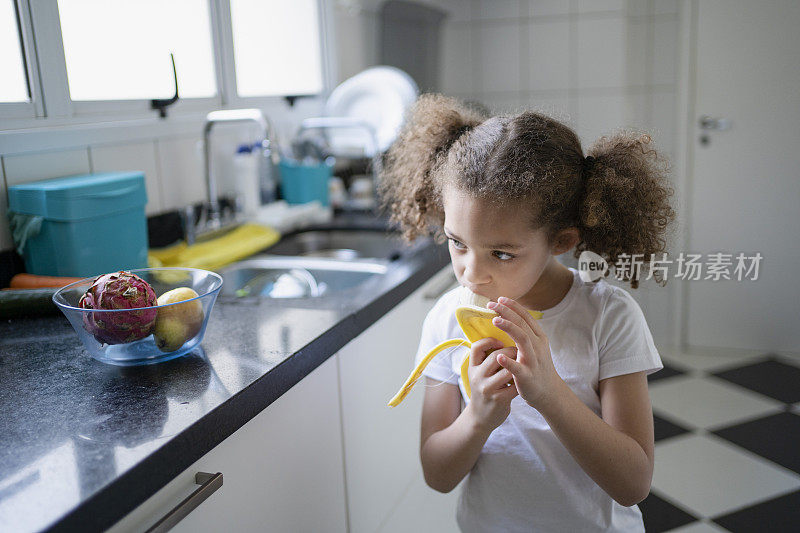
[0,215,450,532]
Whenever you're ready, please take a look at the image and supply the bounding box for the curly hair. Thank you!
[379,93,676,288]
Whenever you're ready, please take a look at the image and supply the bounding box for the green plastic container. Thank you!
[7,172,149,277]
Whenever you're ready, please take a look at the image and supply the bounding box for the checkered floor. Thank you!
[641,347,800,532]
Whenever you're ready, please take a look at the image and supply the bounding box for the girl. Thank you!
[379,94,675,532]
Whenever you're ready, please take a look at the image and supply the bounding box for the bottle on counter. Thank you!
[257,139,278,205]
[233,143,261,218]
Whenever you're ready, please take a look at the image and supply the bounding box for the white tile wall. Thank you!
[482,93,525,114]
[575,0,626,15]
[440,23,475,95]
[526,19,571,91]
[523,0,571,18]
[625,0,654,19]
[576,17,629,89]
[575,90,651,147]
[426,0,471,22]
[524,95,572,122]
[652,15,679,85]
[653,0,679,16]
[625,19,650,87]
[477,21,522,93]
[650,90,677,157]
[156,137,206,211]
[475,0,521,20]
[333,5,380,86]
[90,141,164,215]
[576,93,628,143]
[3,148,91,187]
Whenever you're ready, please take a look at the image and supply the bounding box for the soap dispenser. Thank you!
[233,143,261,217]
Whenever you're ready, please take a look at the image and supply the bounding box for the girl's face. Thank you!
[442,185,556,306]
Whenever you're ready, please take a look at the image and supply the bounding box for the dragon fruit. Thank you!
[79,271,158,345]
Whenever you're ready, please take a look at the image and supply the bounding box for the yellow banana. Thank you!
[387,302,542,407]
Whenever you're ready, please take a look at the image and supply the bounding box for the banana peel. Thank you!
[387,305,543,407]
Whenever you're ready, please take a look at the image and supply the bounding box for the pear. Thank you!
[154,287,204,352]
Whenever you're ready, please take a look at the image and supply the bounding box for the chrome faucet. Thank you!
[202,108,276,233]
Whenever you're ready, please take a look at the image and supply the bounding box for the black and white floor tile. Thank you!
[641,348,800,532]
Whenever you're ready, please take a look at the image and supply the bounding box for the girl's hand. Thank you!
[487,297,563,410]
[466,337,519,432]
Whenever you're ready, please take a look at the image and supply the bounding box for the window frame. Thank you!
[222,0,330,106]
[48,0,224,118]
[0,0,44,120]
[0,0,333,131]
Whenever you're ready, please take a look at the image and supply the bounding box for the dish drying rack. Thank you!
[295,117,383,209]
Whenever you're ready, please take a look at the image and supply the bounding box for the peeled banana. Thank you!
[387,288,543,407]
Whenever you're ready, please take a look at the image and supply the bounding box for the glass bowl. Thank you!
[53,268,223,366]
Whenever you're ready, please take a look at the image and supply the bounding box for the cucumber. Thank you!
[0,289,61,319]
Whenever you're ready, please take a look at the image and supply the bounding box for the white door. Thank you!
[684,0,800,352]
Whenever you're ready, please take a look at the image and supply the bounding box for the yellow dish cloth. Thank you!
[149,223,280,272]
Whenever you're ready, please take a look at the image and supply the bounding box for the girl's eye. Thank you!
[493,251,515,261]
[448,238,466,250]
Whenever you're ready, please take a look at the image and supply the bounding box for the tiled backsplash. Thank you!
[336,0,679,150]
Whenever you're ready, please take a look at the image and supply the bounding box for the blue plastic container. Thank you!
[7,172,149,277]
[278,159,332,206]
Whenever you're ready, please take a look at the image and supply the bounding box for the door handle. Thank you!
[699,115,732,131]
[145,472,223,533]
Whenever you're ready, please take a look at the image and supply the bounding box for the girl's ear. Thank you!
[551,227,580,255]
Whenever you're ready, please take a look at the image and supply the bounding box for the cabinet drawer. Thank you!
[109,356,346,533]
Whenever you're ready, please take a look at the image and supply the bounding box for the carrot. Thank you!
[10,273,84,289]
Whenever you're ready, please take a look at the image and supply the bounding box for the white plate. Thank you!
[323,66,418,157]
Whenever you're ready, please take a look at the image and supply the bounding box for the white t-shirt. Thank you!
[414,267,663,532]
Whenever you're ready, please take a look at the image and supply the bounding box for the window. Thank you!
[230,0,324,97]
[0,0,330,128]
[0,0,29,103]
[57,0,216,101]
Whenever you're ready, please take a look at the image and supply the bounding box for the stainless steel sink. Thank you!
[218,228,427,299]
[264,229,411,261]
[219,256,389,299]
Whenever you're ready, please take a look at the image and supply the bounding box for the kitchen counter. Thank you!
[0,215,450,532]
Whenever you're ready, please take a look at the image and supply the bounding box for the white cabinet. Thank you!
[109,355,347,533]
[337,266,461,533]
[110,266,460,533]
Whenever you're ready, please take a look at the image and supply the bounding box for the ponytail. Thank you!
[577,132,676,288]
[379,94,487,241]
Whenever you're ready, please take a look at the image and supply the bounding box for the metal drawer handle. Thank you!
[145,472,223,533]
